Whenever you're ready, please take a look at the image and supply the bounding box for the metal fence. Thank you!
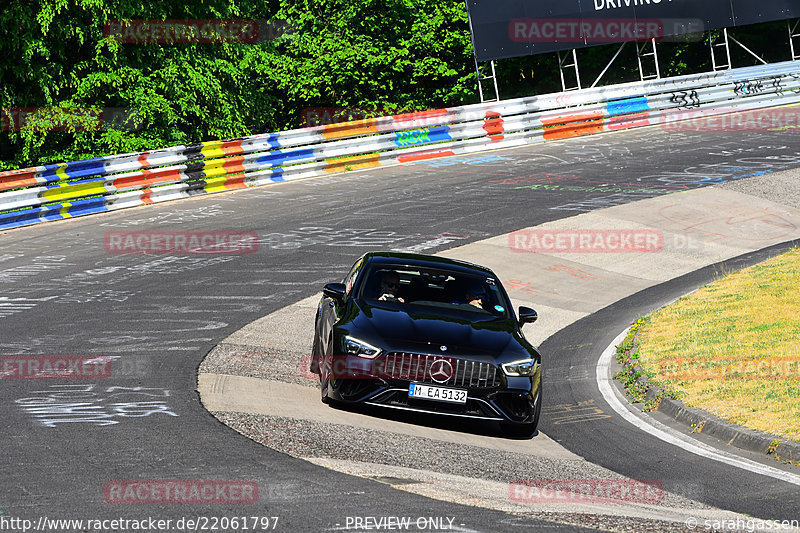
[2,60,800,230]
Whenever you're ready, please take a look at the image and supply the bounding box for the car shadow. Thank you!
[326,400,537,440]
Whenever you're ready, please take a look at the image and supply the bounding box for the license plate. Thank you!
[408,383,467,404]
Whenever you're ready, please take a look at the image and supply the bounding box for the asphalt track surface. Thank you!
[2,125,800,531]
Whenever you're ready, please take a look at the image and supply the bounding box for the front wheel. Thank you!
[501,385,541,438]
[320,336,333,405]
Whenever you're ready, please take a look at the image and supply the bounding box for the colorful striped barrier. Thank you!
[3,60,800,230]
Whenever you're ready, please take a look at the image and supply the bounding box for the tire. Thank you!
[501,385,541,438]
[320,336,333,405]
[310,335,321,376]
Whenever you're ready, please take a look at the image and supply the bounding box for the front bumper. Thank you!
[327,375,539,423]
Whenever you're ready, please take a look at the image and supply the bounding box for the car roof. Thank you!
[360,251,496,277]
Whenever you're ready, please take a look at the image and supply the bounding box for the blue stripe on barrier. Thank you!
[255,148,315,167]
[39,158,108,180]
[606,96,649,116]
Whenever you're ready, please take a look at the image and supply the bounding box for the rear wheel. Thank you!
[310,335,321,375]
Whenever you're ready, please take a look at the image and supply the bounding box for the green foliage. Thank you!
[1,1,791,171]
[1,0,474,170]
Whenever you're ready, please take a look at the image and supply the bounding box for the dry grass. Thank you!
[636,247,800,442]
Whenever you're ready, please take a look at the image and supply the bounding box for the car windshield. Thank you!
[358,264,510,317]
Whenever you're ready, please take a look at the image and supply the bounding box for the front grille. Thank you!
[378,352,502,389]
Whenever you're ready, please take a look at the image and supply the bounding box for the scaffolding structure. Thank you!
[472,22,799,98]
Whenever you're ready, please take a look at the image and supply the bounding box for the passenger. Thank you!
[378,271,405,303]
[464,282,487,309]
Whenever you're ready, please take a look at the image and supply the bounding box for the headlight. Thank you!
[502,358,539,377]
[344,336,382,358]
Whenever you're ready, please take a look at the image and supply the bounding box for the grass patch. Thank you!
[632,247,800,442]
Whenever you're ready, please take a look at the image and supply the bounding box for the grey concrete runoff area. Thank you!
[6,124,800,532]
[199,169,800,527]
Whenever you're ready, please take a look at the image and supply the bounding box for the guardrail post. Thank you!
[710,28,732,70]
[558,49,582,92]
[636,38,661,81]
[474,59,500,103]
[790,20,800,60]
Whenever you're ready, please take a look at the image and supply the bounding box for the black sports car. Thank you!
[311,252,542,436]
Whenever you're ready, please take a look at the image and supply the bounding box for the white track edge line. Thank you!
[597,328,800,487]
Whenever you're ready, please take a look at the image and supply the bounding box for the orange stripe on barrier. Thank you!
[324,153,381,173]
[222,156,246,174]
[112,168,183,189]
[541,112,605,140]
[0,168,39,191]
[141,187,154,203]
[223,175,247,189]
[397,151,455,163]
[221,140,245,155]
[320,119,379,140]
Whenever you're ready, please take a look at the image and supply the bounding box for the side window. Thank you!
[343,257,365,296]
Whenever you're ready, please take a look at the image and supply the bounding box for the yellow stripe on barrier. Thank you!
[203,173,245,193]
[59,202,73,219]
[42,181,108,202]
[201,140,225,160]
[324,153,381,173]
[55,163,69,182]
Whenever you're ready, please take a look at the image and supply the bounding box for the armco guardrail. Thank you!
[2,60,800,230]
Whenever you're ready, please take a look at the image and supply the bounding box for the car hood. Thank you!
[348,300,528,358]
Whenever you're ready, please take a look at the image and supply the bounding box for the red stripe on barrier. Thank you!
[397,150,455,163]
[0,168,39,192]
[222,156,246,174]
[541,112,605,140]
[221,140,245,155]
[113,168,183,189]
[608,112,651,130]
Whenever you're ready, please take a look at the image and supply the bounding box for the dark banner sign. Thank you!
[466,0,800,61]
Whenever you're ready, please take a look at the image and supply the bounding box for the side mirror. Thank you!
[518,306,537,325]
[323,282,347,301]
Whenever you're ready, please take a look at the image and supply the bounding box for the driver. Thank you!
[378,271,405,303]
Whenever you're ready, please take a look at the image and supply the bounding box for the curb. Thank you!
[619,346,800,465]
[657,397,800,462]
